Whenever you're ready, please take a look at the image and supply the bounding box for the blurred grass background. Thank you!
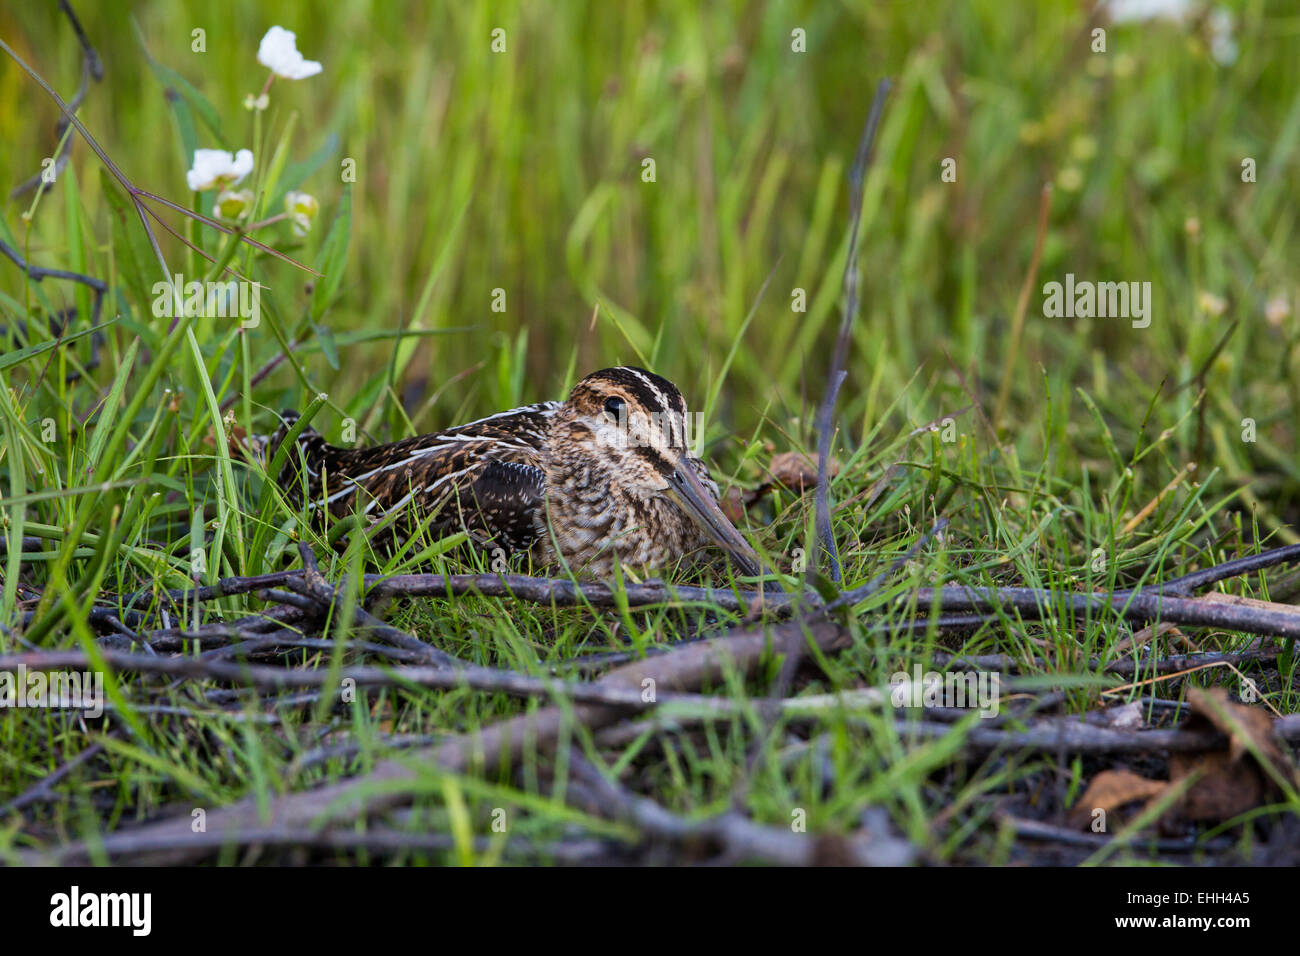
[4,0,1296,481]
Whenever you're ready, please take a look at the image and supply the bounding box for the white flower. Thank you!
[187,149,254,192]
[1102,0,1193,23]
[257,26,322,80]
[1197,290,1227,317]
[1208,8,1237,65]
[284,191,320,236]
[215,189,254,220]
[1265,294,1291,326]
[1101,1,1238,65]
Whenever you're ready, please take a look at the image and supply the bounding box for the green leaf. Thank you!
[0,320,115,373]
[85,338,140,478]
[63,164,93,328]
[133,20,225,145]
[313,320,340,370]
[309,183,352,322]
[259,111,300,221]
[159,77,200,172]
[0,384,29,619]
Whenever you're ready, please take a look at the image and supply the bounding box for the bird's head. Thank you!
[552,366,761,577]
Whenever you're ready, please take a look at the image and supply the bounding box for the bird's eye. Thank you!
[604,396,626,422]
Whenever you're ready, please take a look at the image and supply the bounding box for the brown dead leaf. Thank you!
[1167,687,1299,821]
[1113,620,1183,654]
[204,422,269,466]
[766,451,837,494]
[722,450,844,516]
[202,423,247,447]
[1068,769,1169,829]
[1169,750,1266,821]
[1186,687,1290,775]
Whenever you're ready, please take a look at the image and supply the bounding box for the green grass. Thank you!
[2,0,1300,865]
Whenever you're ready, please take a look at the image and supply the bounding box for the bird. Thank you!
[266,366,762,580]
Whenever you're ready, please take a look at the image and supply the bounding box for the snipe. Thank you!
[268,367,760,579]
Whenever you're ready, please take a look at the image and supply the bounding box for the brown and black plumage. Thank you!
[269,367,761,579]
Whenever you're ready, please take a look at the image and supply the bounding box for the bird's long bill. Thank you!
[667,464,762,578]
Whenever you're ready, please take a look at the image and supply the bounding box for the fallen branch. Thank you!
[111,569,793,615]
[903,585,1300,642]
[1000,815,1232,854]
[28,823,617,865]
[0,647,734,714]
[900,715,1300,754]
[567,754,914,866]
[18,616,845,864]
[931,648,1278,676]
[82,541,1300,646]
[0,739,106,817]
[283,542,466,668]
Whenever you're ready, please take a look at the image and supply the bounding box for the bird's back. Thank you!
[270,402,561,553]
